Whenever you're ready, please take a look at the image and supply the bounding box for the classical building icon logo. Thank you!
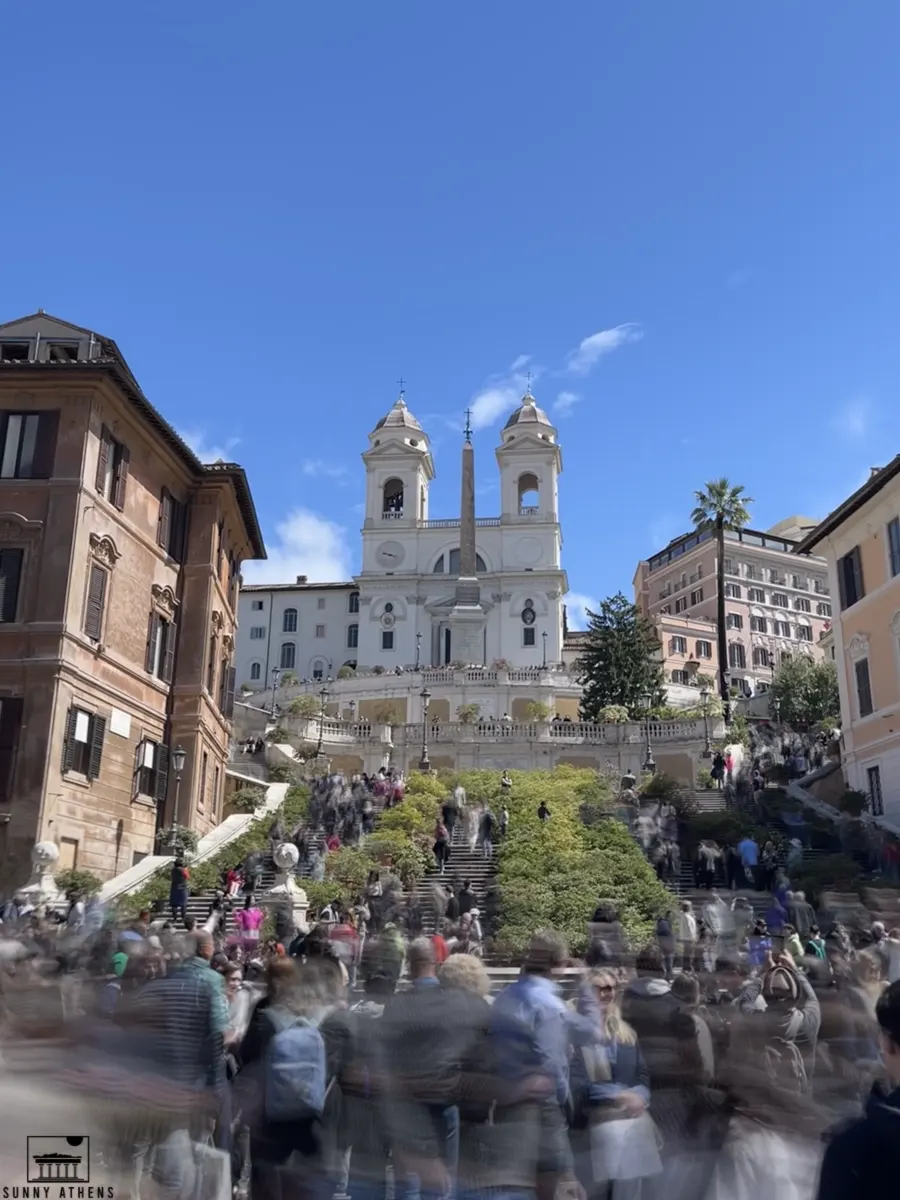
[27,1137,90,1183]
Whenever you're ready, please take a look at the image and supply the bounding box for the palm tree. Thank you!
[691,479,753,721]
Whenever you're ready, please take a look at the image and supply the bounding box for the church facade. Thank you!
[235,388,570,686]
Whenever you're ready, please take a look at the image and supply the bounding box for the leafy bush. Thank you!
[289,695,323,718]
[728,712,751,748]
[55,867,102,897]
[597,705,630,723]
[337,665,356,679]
[372,701,404,724]
[836,789,869,818]
[639,772,696,816]
[523,700,552,722]
[456,703,482,724]
[279,672,298,687]
[697,767,714,790]
[229,787,266,813]
[267,764,294,783]
[269,726,290,743]
[156,825,199,855]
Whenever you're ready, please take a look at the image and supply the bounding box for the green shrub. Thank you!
[456,703,482,724]
[156,825,199,855]
[596,705,630,723]
[289,695,323,719]
[696,767,714,790]
[230,787,266,813]
[55,868,103,897]
[337,665,356,679]
[269,726,290,743]
[836,789,869,818]
[267,763,294,783]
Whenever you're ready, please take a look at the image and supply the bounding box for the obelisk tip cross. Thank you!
[464,407,473,444]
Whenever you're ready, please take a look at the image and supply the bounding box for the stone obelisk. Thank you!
[448,410,486,666]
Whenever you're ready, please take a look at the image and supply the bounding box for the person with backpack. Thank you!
[736,953,822,1087]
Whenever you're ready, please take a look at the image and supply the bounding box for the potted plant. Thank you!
[456,703,482,724]
[523,700,552,722]
[156,824,199,856]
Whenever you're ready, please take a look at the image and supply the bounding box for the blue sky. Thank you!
[3,3,900,628]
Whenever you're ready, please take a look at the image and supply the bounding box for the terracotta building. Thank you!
[0,312,265,885]
[634,516,831,705]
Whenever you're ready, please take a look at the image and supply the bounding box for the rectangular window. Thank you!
[0,342,31,362]
[748,587,765,603]
[794,597,811,612]
[792,574,808,591]
[381,630,394,651]
[725,583,741,599]
[207,635,217,694]
[523,627,536,646]
[659,604,671,615]
[315,624,325,638]
[729,643,746,670]
[134,739,170,803]
[838,546,864,610]
[317,597,326,610]
[95,425,130,510]
[868,765,884,816]
[670,636,687,654]
[199,750,208,810]
[797,625,813,642]
[0,548,23,623]
[726,613,743,630]
[690,588,703,605]
[724,559,738,576]
[817,601,832,617]
[674,597,687,613]
[46,342,78,362]
[775,620,791,637]
[769,568,785,584]
[219,664,236,718]
[750,616,767,633]
[855,658,874,717]
[772,593,789,608]
[671,669,689,685]
[213,764,220,817]
[349,592,360,614]
[249,626,266,640]
[83,563,108,642]
[814,579,829,595]
[746,565,761,581]
[157,488,187,562]
[61,706,106,780]
[251,599,264,611]
[696,640,712,658]
[347,623,359,649]
[145,612,177,682]
[889,518,900,578]
[0,410,59,479]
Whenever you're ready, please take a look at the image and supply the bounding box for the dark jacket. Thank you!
[817,1084,900,1200]
[458,887,476,917]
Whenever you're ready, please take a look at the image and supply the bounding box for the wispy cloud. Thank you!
[180,429,240,463]
[566,323,643,376]
[302,459,349,482]
[469,356,540,431]
[553,391,582,417]
[243,508,353,585]
[831,397,873,440]
[565,592,598,631]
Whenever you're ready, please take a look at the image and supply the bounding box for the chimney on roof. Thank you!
[296,575,307,584]
[871,466,882,479]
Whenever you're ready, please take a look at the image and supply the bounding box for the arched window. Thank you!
[518,472,540,514]
[312,659,326,680]
[433,549,488,573]
[383,478,404,516]
[283,607,298,633]
[280,642,296,669]
[347,623,358,648]
[348,591,360,614]
[250,662,261,680]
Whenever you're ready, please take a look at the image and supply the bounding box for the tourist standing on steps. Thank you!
[169,855,190,923]
[464,801,480,851]
[678,899,697,972]
[234,895,264,956]
[458,879,476,917]
[433,817,451,873]
[499,804,509,838]
[441,792,460,841]
[479,805,496,859]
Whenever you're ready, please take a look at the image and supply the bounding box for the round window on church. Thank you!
[522,606,536,626]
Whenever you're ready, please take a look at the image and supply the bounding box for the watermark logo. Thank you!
[27,1139,89,1184]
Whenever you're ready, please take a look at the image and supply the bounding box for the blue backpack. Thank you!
[264,1009,328,1121]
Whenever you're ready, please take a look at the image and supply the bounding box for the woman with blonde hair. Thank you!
[569,969,660,1199]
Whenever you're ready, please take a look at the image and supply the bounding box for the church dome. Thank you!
[374,396,423,433]
[503,393,552,430]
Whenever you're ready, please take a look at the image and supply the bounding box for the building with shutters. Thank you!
[0,312,265,885]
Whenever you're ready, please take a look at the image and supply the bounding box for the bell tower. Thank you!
[495,387,562,538]
[362,389,434,532]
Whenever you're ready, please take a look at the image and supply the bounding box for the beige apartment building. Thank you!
[796,461,900,821]
[0,312,265,886]
[634,516,831,705]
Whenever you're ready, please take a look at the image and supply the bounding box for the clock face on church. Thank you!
[376,541,405,568]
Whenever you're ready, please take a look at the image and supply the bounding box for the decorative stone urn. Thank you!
[19,841,62,907]
[261,841,309,933]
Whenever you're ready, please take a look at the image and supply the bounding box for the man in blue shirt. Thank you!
[737,835,759,889]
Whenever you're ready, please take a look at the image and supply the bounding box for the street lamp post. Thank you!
[541,630,548,669]
[315,686,329,757]
[270,667,282,720]
[171,745,187,826]
[419,687,431,772]
[415,631,422,671]
[641,692,656,774]
[700,686,712,758]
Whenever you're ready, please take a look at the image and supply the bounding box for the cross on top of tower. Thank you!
[464,407,473,443]
[397,376,406,400]
[524,370,534,400]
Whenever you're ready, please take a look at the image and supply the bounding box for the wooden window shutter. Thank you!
[223,665,236,720]
[154,743,170,806]
[132,740,144,797]
[0,697,23,804]
[145,612,160,674]
[61,707,78,774]
[113,444,130,511]
[87,714,106,781]
[157,488,172,549]
[84,565,107,641]
[0,549,24,623]
[31,411,60,479]
[173,499,188,562]
[161,620,177,684]
[95,426,111,493]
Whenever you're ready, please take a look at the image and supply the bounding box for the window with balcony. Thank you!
[725,583,741,599]
[855,657,873,717]
[792,574,808,590]
[724,559,738,576]
[814,579,830,595]
[283,608,298,633]
[728,643,746,669]
[750,616,767,633]
[748,587,765,603]
[0,410,59,479]
[746,565,762,581]
[695,640,712,658]
[794,597,811,613]
[838,546,864,610]
[769,568,785,585]
[726,613,743,630]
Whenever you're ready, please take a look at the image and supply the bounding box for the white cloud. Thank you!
[302,459,349,482]
[509,354,532,373]
[566,323,643,375]
[242,508,352,585]
[469,360,541,431]
[554,391,582,417]
[565,592,598,630]
[831,397,872,440]
[180,429,240,463]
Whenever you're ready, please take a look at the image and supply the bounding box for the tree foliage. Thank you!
[577,593,664,720]
[769,656,840,730]
[289,695,325,719]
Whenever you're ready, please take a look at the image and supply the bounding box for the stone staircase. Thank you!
[410,821,498,935]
